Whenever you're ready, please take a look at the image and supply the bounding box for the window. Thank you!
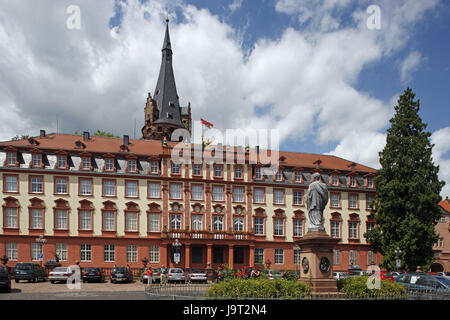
[254,188,265,203]
[150,161,159,174]
[366,195,375,209]
[55,210,68,230]
[294,248,301,265]
[191,185,203,200]
[331,221,341,238]
[79,179,92,195]
[148,214,160,232]
[293,191,303,205]
[126,213,138,232]
[331,175,339,185]
[192,215,203,231]
[254,217,264,235]
[234,216,244,232]
[349,194,358,209]
[274,248,284,264]
[172,163,180,175]
[56,243,67,261]
[233,187,244,202]
[6,243,17,261]
[439,216,447,223]
[213,216,223,231]
[349,222,358,239]
[366,222,375,232]
[330,193,340,208]
[4,175,18,192]
[126,181,138,197]
[30,209,43,229]
[294,171,302,182]
[31,243,42,261]
[80,244,91,262]
[274,218,284,236]
[293,219,303,237]
[103,211,115,231]
[193,164,202,176]
[170,184,182,199]
[104,244,115,262]
[275,170,283,181]
[81,157,91,170]
[127,159,137,172]
[234,166,242,179]
[254,248,264,264]
[79,210,92,230]
[349,250,358,266]
[103,180,116,196]
[4,208,18,228]
[273,189,284,204]
[55,177,68,194]
[170,214,182,230]
[333,249,341,265]
[127,245,138,263]
[32,154,42,167]
[254,167,262,180]
[212,186,224,201]
[104,158,114,171]
[367,177,374,188]
[148,183,160,198]
[349,176,357,187]
[6,152,17,166]
[57,155,67,169]
[367,251,376,265]
[30,176,43,193]
[213,165,223,178]
[149,245,159,263]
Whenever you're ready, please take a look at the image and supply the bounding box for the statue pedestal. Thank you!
[295,230,340,294]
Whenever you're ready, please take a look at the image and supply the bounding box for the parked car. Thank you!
[167,268,185,283]
[186,269,207,283]
[396,273,450,297]
[266,269,284,280]
[82,267,104,283]
[348,270,366,277]
[0,266,11,292]
[151,268,162,283]
[49,267,76,283]
[435,272,450,279]
[368,271,395,282]
[111,267,133,283]
[13,263,47,283]
[140,268,153,284]
[333,272,349,280]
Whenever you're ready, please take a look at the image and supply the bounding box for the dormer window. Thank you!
[331,175,339,186]
[32,153,42,167]
[349,176,357,187]
[150,160,159,174]
[275,170,283,181]
[367,177,374,189]
[81,157,91,170]
[57,155,67,169]
[254,167,262,180]
[127,159,137,173]
[294,171,302,183]
[105,158,114,171]
[6,152,17,166]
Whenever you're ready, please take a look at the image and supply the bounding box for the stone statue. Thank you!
[306,172,328,232]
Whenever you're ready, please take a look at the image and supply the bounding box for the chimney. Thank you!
[123,135,129,145]
[40,130,46,137]
[83,131,90,141]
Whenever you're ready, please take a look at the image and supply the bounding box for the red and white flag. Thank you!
[200,118,214,128]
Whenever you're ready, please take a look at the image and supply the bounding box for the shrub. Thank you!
[207,278,311,299]
[338,276,407,298]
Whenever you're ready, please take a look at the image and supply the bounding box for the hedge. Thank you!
[338,276,407,298]
[207,278,311,299]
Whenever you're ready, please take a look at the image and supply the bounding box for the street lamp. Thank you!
[35,235,47,267]
[172,238,182,265]
[394,247,402,272]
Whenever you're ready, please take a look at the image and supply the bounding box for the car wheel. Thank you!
[14,279,19,283]
[50,280,55,284]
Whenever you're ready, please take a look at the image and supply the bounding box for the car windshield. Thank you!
[436,277,450,287]
[53,267,68,272]
[112,268,127,273]
[152,268,160,272]
[382,273,393,277]
[170,269,183,273]
[85,268,99,272]
[191,270,204,274]
[16,264,32,270]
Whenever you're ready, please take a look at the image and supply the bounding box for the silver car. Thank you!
[186,269,207,283]
[333,272,349,280]
[49,267,75,283]
[167,268,185,283]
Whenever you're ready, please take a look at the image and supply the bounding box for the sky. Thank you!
[0,0,449,196]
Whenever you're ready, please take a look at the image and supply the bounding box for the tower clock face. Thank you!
[319,257,330,273]
[302,257,309,274]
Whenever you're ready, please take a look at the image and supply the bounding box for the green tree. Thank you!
[365,88,444,272]
[11,135,30,141]
[93,130,119,138]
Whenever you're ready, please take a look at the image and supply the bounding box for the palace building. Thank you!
[0,19,382,274]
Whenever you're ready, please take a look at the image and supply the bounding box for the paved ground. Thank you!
[0,280,150,300]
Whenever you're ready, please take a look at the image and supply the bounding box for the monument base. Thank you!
[295,230,340,294]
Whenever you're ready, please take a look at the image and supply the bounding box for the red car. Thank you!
[370,271,395,282]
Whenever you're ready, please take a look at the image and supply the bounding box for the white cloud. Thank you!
[432,127,450,197]
[229,0,243,13]
[399,51,422,84]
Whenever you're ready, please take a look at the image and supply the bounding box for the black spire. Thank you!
[152,18,185,129]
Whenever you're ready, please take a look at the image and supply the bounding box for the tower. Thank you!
[142,18,192,141]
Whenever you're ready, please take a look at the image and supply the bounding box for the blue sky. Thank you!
[0,0,449,195]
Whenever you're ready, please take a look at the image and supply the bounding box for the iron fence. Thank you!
[144,283,450,300]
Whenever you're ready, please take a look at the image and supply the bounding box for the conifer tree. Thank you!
[365,88,444,272]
